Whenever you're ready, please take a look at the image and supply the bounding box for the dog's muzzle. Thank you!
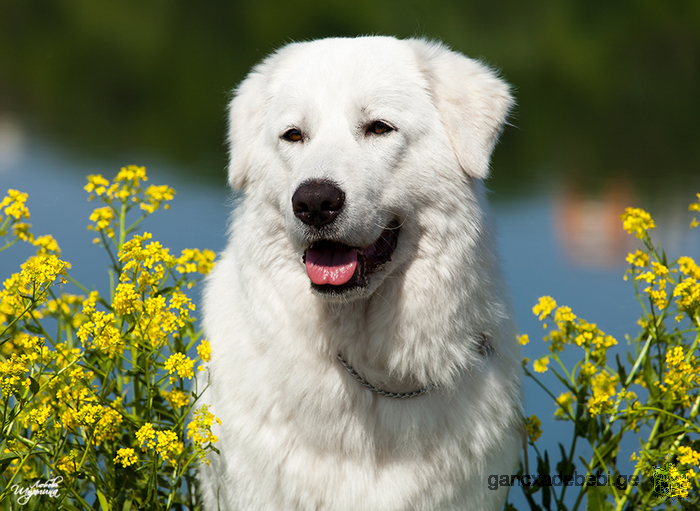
[292,179,399,293]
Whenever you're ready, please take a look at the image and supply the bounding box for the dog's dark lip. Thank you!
[304,220,400,294]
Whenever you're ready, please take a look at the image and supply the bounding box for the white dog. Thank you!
[198,36,522,511]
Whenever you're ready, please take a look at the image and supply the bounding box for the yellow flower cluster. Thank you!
[625,249,649,268]
[85,166,148,203]
[119,232,173,290]
[655,346,700,408]
[678,446,700,468]
[533,296,556,321]
[175,248,216,279]
[636,261,673,310]
[85,167,175,230]
[1,190,62,256]
[136,423,157,450]
[0,254,70,326]
[533,356,549,373]
[135,423,183,465]
[1,167,221,504]
[187,404,222,465]
[673,256,700,321]
[533,296,617,367]
[141,185,175,214]
[77,298,124,358]
[197,339,211,363]
[620,207,655,239]
[115,232,199,348]
[554,392,575,419]
[160,388,190,409]
[0,353,30,395]
[165,352,194,383]
[588,370,619,416]
[689,193,700,228]
[114,447,138,467]
[88,206,116,239]
[1,189,29,218]
[523,415,542,443]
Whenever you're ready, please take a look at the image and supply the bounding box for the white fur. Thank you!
[198,36,522,511]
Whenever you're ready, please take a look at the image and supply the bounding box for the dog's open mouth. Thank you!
[303,221,399,293]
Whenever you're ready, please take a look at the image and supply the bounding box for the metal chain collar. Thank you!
[337,354,437,399]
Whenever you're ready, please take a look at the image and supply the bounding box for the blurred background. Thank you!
[1,1,699,507]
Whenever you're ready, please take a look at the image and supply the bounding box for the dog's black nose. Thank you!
[292,180,345,228]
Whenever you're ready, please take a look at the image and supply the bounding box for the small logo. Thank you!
[10,476,62,505]
[652,463,689,501]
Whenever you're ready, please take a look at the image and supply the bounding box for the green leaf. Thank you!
[615,354,627,387]
[96,489,110,510]
[586,483,614,511]
[25,324,42,334]
[28,376,40,396]
[0,455,16,474]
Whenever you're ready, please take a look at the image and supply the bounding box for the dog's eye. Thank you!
[367,121,393,136]
[282,128,303,142]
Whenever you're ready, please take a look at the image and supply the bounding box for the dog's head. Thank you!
[226,37,513,301]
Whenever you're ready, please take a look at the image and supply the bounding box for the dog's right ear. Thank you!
[226,63,270,190]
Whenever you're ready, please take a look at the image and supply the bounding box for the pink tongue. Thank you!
[305,245,358,285]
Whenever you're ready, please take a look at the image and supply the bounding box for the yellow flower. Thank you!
[160,389,190,409]
[625,250,649,268]
[136,423,156,451]
[533,296,557,320]
[88,206,115,234]
[113,281,140,315]
[678,446,700,467]
[554,392,575,419]
[588,371,618,416]
[197,339,211,362]
[156,430,182,464]
[77,302,124,358]
[115,165,147,186]
[11,221,31,241]
[176,248,216,276]
[516,334,529,346]
[655,346,699,408]
[114,448,138,467]
[621,207,655,239]
[689,193,700,213]
[187,404,222,464]
[524,415,542,443]
[94,404,123,445]
[0,353,30,395]
[533,356,549,373]
[678,256,700,279]
[56,451,79,473]
[554,306,576,325]
[31,234,61,255]
[165,352,194,381]
[84,174,110,198]
[26,405,51,429]
[1,189,30,220]
[140,184,176,213]
[577,362,597,387]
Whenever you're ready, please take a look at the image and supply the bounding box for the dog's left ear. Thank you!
[409,39,514,179]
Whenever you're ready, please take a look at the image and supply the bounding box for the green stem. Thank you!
[615,416,662,511]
